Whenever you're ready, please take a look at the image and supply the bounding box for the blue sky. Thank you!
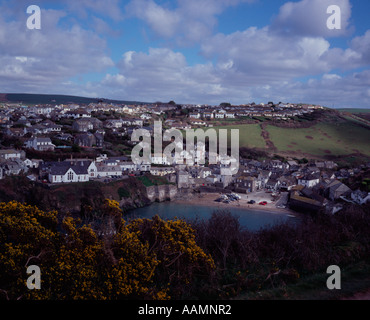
[0,0,370,108]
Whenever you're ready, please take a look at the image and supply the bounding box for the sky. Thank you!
[0,0,370,108]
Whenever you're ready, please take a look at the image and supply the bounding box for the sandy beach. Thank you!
[173,191,297,216]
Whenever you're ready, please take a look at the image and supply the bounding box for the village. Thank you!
[0,100,369,215]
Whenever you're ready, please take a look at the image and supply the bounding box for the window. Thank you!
[68,171,74,181]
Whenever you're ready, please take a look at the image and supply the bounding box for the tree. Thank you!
[220,102,231,108]
[72,144,81,153]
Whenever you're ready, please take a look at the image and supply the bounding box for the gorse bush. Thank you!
[0,201,214,300]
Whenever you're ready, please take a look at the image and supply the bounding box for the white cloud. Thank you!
[200,27,336,83]
[322,73,342,81]
[125,0,255,45]
[350,30,370,64]
[272,0,353,38]
[4,0,124,21]
[0,7,113,92]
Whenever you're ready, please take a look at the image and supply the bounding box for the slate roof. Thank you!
[48,160,92,176]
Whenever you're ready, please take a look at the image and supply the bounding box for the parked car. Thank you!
[259,201,268,206]
[228,193,241,200]
[248,200,256,204]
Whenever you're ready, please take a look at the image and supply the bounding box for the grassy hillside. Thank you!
[212,123,267,149]
[337,108,370,114]
[207,114,370,161]
[266,122,370,157]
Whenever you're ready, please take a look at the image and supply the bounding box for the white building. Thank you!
[0,149,23,160]
[298,173,320,188]
[225,112,236,119]
[96,163,122,178]
[151,154,172,166]
[48,160,96,183]
[25,137,55,151]
[150,167,176,176]
[215,113,225,119]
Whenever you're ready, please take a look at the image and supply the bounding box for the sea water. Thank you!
[127,202,298,231]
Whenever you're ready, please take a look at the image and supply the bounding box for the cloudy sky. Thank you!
[0,0,370,108]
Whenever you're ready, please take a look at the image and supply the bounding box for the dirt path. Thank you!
[260,123,277,151]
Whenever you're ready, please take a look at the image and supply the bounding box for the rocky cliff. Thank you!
[145,184,178,202]
[0,175,179,215]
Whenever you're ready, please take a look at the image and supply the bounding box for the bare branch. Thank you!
[24,250,49,267]
[165,252,184,268]
[0,289,9,301]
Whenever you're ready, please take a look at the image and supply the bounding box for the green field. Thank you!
[211,124,266,149]
[203,118,370,159]
[266,122,370,157]
[337,108,370,114]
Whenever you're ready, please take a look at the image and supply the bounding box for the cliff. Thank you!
[145,184,178,202]
[0,175,178,215]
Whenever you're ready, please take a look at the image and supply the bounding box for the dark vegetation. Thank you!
[239,147,269,160]
[0,188,369,300]
[189,205,370,299]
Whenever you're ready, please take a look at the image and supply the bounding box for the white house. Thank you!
[206,175,220,184]
[96,162,122,178]
[23,159,33,168]
[202,112,214,119]
[0,149,23,160]
[64,109,91,119]
[189,113,201,119]
[120,161,137,173]
[48,160,96,183]
[150,167,176,176]
[351,190,370,205]
[298,173,320,188]
[140,113,152,120]
[31,106,52,116]
[104,119,123,129]
[25,137,55,151]
[225,112,236,119]
[151,154,172,166]
[189,119,207,126]
[214,113,225,119]
[199,167,212,179]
